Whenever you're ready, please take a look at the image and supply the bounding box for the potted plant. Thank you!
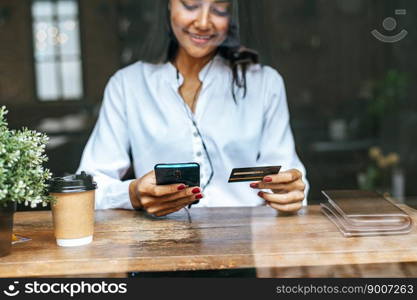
[367,70,409,137]
[0,106,52,257]
[357,146,400,196]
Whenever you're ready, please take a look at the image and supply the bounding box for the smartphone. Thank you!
[155,163,200,187]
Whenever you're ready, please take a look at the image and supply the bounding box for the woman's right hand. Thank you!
[129,170,203,217]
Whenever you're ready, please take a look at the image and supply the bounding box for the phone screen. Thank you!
[155,163,200,187]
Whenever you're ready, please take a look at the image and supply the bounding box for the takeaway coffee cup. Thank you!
[49,172,97,247]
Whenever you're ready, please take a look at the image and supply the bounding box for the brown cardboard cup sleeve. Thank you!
[49,172,97,247]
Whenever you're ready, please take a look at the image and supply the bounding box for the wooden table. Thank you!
[1,205,417,278]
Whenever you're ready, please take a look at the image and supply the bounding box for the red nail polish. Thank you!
[177,184,186,191]
[264,177,273,183]
[258,191,264,197]
[195,194,204,200]
[250,183,259,189]
[192,188,201,194]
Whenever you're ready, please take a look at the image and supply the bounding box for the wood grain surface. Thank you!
[1,205,417,277]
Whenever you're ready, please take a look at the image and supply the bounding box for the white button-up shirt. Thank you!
[77,55,308,210]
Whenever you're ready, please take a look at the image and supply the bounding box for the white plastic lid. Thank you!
[56,236,93,247]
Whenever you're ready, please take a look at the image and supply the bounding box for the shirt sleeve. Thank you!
[77,72,134,210]
[257,68,309,204]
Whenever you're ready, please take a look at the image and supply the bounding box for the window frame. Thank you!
[30,0,85,103]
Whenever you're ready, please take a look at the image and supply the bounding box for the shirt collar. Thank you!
[163,54,226,88]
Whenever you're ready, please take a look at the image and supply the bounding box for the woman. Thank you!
[78,0,308,216]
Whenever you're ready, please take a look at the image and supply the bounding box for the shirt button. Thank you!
[193,132,199,137]
[196,151,202,157]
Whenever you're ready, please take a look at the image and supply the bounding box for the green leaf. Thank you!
[0,106,52,206]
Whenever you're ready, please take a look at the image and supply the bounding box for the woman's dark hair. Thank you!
[142,0,259,101]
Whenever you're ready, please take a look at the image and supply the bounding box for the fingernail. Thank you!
[264,177,273,183]
[258,191,264,197]
[250,183,259,189]
[192,188,201,194]
[195,194,204,200]
[177,184,186,191]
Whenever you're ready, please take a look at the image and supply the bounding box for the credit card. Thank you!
[228,166,281,183]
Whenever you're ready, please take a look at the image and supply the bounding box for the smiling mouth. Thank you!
[186,31,217,44]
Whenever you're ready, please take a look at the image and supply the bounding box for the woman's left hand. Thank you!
[250,169,306,213]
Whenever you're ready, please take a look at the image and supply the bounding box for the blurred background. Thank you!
[0,0,416,209]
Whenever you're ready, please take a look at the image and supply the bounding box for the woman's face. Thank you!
[170,0,231,59]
